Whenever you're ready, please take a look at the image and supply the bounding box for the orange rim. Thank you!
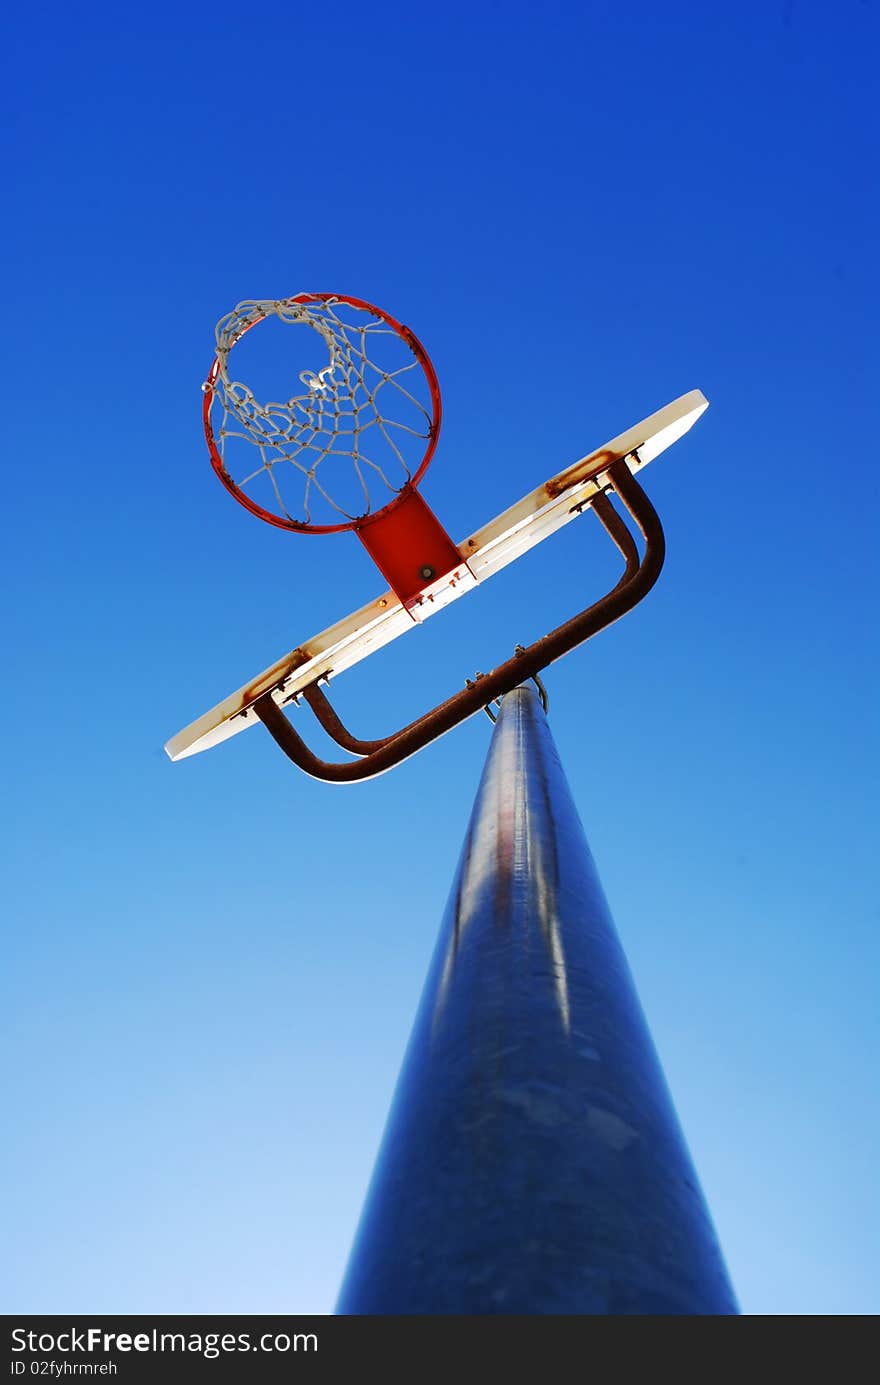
[204,292,443,536]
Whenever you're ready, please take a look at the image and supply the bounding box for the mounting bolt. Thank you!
[419,565,436,581]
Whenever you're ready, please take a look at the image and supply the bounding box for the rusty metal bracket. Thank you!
[480,664,549,723]
[254,460,664,782]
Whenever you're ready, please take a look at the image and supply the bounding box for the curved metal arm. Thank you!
[300,682,390,757]
[254,460,664,782]
[299,490,640,759]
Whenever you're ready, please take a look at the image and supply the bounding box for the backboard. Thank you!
[166,389,707,762]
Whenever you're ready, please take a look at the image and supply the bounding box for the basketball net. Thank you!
[207,296,437,529]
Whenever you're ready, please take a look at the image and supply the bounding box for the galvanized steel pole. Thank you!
[337,685,738,1314]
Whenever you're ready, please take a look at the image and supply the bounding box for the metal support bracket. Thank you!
[254,460,664,782]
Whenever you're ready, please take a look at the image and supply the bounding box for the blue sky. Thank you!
[2,1,877,1315]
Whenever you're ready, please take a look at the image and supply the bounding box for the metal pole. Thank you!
[337,685,738,1314]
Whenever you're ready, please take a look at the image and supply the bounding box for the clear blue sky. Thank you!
[3,1,877,1315]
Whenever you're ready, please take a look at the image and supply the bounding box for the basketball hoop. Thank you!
[204,293,442,536]
[168,288,711,782]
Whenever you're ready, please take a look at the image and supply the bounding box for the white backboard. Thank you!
[166,390,708,760]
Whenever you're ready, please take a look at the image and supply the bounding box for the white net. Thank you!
[206,296,438,530]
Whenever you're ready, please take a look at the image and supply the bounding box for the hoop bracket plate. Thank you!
[355,486,475,613]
